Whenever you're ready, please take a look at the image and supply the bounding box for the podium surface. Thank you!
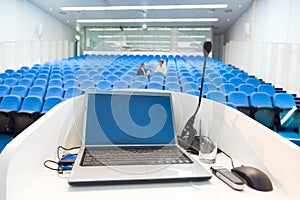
[0,91,299,200]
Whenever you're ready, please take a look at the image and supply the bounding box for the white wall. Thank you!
[224,0,300,96]
[0,0,75,71]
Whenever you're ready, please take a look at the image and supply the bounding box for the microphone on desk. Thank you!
[178,41,214,154]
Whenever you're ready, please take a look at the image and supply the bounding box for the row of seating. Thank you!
[0,95,63,135]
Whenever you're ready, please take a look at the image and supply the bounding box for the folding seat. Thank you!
[250,92,275,129]
[74,70,86,76]
[135,75,149,84]
[50,73,62,80]
[0,85,11,98]
[206,91,226,104]
[113,71,124,78]
[10,85,28,98]
[28,69,39,75]
[13,96,43,135]
[64,79,79,90]
[182,82,199,92]
[218,83,236,95]
[113,80,129,89]
[63,74,76,82]
[227,91,252,117]
[126,71,136,77]
[41,96,63,113]
[207,73,220,80]
[106,75,119,84]
[0,78,2,84]
[48,79,63,88]
[166,72,178,77]
[222,73,235,81]
[24,73,36,80]
[150,76,164,83]
[0,95,22,134]
[229,77,244,87]
[130,81,146,89]
[237,73,250,81]
[230,69,242,76]
[79,80,95,92]
[27,86,46,99]
[238,84,256,96]
[257,84,276,97]
[202,83,218,96]
[64,86,82,99]
[180,76,195,84]
[273,93,300,133]
[147,82,163,90]
[152,72,164,78]
[87,70,98,77]
[36,73,49,80]
[77,74,90,83]
[5,69,14,75]
[4,78,18,88]
[10,73,23,80]
[45,86,64,100]
[96,80,112,90]
[120,75,134,85]
[165,76,179,84]
[101,71,111,79]
[20,66,30,72]
[18,78,33,89]
[33,78,48,88]
[165,82,181,92]
[211,77,226,87]
[245,77,261,88]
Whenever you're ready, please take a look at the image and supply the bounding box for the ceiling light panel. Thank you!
[61,4,228,11]
[78,18,218,23]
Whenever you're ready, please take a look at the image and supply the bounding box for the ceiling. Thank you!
[28,0,253,33]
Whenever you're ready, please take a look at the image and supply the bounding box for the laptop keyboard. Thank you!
[81,146,193,166]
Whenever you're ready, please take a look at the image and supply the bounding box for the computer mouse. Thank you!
[231,166,273,192]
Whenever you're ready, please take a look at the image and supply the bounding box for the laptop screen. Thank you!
[83,91,176,145]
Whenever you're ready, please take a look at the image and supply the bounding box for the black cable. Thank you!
[220,150,235,169]
[44,160,63,173]
[57,145,80,159]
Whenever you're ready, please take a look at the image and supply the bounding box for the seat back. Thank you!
[42,97,63,113]
[10,85,28,98]
[206,91,226,103]
[27,86,46,99]
[64,87,82,99]
[19,96,43,113]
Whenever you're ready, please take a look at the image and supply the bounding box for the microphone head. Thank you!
[203,41,212,57]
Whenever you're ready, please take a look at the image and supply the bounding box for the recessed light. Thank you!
[238,5,242,8]
[226,19,230,22]
[49,8,53,11]
[66,20,70,23]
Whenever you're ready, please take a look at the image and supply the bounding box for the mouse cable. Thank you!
[57,145,81,159]
[43,160,64,174]
[219,149,235,169]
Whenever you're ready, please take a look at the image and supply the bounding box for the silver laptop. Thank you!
[68,90,211,186]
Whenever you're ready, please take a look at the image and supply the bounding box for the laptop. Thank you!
[68,90,211,186]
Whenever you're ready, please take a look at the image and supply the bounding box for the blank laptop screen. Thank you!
[84,91,176,145]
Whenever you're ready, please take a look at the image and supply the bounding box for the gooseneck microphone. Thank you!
[178,41,213,154]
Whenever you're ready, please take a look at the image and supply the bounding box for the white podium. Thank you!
[1,91,300,200]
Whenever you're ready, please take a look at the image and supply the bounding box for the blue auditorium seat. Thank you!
[63,74,76,82]
[13,96,43,135]
[4,69,14,75]
[87,70,98,77]
[135,75,149,84]
[147,82,163,90]
[0,95,22,134]
[182,82,199,92]
[185,89,200,96]
[237,73,250,81]
[257,84,276,97]
[4,78,18,88]
[113,80,129,89]
[206,91,226,103]
[10,85,28,98]
[130,81,146,89]
[91,75,102,83]
[113,71,124,78]
[211,77,226,86]
[238,84,256,96]
[0,73,9,81]
[96,80,112,90]
[33,78,48,88]
[24,73,36,80]
[250,92,275,129]
[165,76,179,83]
[165,82,181,92]
[222,73,235,81]
[180,76,195,84]
[10,73,23,80]
[45,86,64,100]
[80,80,95,91]
[50,74,62,80]
[227,91,252,117]
[64,79,79,90]
[27,86,46,99]
[273,93,300,133]
[48,79,63,88]
[218,83,236,94]
[64,87,82,99]
[202,83,218,96]
[245,77,261,88]
[36,73,49,80]
[152,72,164,78]
[106,75,119,84]
[229,77,244,87]
[150,76,164,83]
[41,96,64,113]
[18,78,33,89]
[77,74,90,83]
[0,85,10,98]
[120,75,134,84]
